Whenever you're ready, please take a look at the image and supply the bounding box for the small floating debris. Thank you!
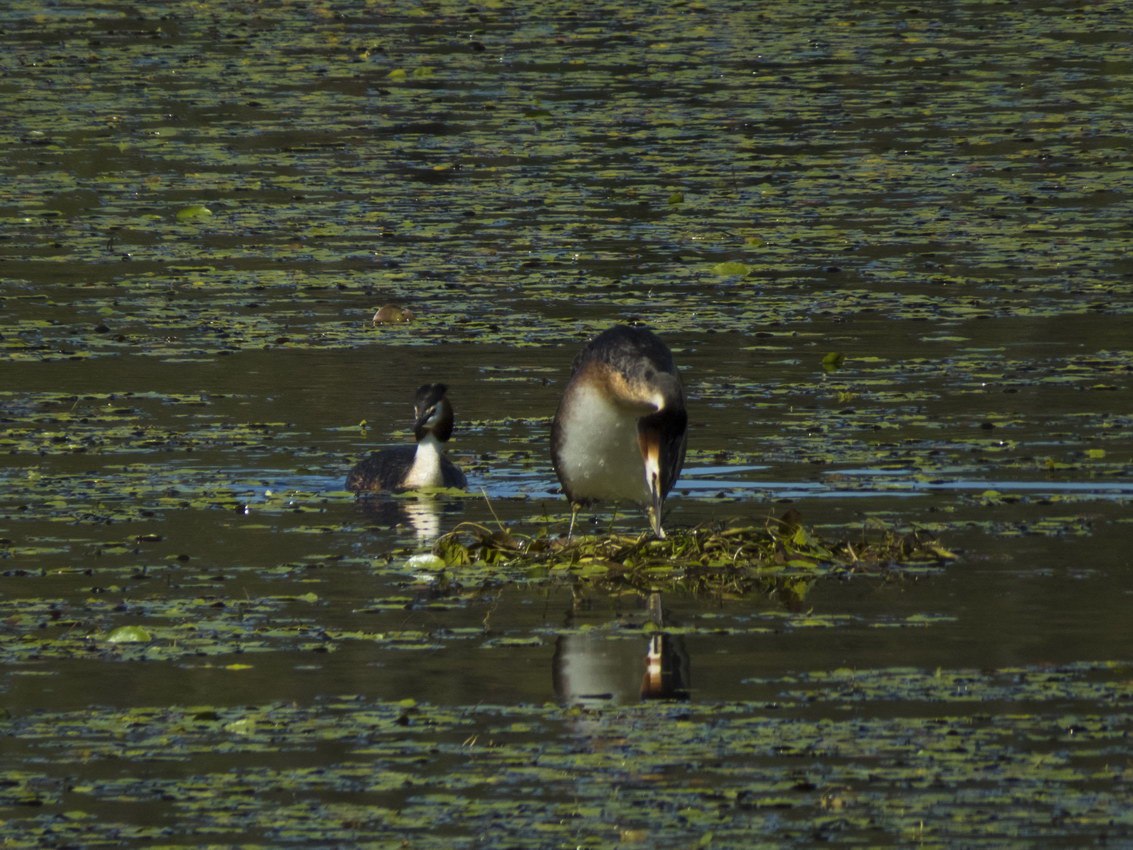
[372,304,415,324]
[175,204,213,221]
[105,625,153,644]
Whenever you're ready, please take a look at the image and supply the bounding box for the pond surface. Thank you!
[2,1,1132,846]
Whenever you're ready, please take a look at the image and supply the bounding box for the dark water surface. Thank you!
[3,1,1132,846]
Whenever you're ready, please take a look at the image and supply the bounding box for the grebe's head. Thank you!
[412,383,455,442]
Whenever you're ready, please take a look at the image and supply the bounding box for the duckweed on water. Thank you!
[2,661,1130,848]
[3,2,1132,846]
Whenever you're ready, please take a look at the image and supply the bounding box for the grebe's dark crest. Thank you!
[346,383,467,492]
[550,325,687,537]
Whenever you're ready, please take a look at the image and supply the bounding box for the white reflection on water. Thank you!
[679,465,1133,500]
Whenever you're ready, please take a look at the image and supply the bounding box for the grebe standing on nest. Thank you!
[551,325,687,537]
[346,383,467,492]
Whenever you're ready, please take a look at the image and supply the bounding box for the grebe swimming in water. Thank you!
[550,325,687,537]
[346,383,467,492]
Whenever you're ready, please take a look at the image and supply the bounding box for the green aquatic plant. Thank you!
[431,509,955,594]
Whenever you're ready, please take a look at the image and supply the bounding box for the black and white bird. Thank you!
[346,383,467,492]
[551,325,687,537]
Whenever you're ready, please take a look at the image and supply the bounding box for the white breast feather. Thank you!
[558,384,650,504]
[401,434,444,489]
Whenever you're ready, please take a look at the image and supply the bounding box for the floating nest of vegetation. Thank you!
[430,509,956,597]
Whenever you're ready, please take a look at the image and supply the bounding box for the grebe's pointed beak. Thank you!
[639,428,666,538]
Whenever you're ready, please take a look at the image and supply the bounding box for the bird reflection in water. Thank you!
[350,496,463,544]
[640,591,689,701]
[552,591,689,708]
